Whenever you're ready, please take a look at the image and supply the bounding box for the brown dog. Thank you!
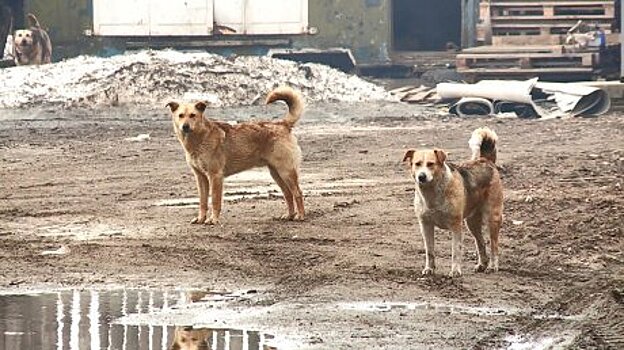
[13,13,52,66]
[403,127,503,277]
[166,86,305,225]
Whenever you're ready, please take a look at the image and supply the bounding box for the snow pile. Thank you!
[0,50,392,109]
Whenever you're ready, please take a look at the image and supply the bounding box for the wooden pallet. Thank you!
[457,52,595,69]
[456,45,599,82]
[478,0,615,45]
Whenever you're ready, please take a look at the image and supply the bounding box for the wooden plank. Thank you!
[490,2,613,7]
[457,67,594,74]
[491,15,613,20]
[492,34,564,45]
[461,45,564,53]
[457,52,592,59]
[491,21,612,28]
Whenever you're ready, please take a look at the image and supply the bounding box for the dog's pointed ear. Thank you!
[403,149,416,164]
[194,101,208,113]
[434,149,447,164]
[166,101,179,112]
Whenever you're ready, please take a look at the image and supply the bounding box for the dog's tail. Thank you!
[469,127,498,163]
[27,13,41,28]
[266,86,304,128]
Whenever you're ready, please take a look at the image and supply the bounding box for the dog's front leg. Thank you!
[419,220,435,275]
[207,174,223,225]
[191,168,209,224]
[449,222,464,277]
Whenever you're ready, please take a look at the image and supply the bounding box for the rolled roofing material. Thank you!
[449,97,494,117]
[437,78,610,119]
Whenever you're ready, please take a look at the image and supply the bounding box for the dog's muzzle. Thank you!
[417,173,429,184]
[181,123,191,134]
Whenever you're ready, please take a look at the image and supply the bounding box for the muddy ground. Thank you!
[0,102,623,349]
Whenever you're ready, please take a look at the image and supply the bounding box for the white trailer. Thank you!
[93,0,309,36]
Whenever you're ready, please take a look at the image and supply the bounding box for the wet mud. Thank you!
[0,102,623,349]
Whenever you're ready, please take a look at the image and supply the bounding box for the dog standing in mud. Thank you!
[403,127,503,277]
[12,13,52,66]
[166,86,305,225]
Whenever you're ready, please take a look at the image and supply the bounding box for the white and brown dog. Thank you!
[403,127,503,277]
[13,13,52,66]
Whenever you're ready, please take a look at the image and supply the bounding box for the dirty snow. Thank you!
[0,50,393,109]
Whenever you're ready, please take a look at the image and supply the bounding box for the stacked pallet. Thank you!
[461,0,617,81]
[478,0,615,45]
[457,45,598,79]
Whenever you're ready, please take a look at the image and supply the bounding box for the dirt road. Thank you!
[1,102,623,349]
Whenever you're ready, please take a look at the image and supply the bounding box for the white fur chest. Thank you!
[413,188,456,229]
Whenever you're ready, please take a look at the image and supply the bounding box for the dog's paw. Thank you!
[474,263,488,273]
[448,268,463,278]
[485,265,499,273]
[421,267,435,276]
[293,213,305,221]
[277,213,296,221]
[190,216,206,224]
[205,217,221,226]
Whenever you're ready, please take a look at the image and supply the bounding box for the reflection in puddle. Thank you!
[0,289,276,350]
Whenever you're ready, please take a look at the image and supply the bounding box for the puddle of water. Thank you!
[0,289,276,350]
[504,334,576,350]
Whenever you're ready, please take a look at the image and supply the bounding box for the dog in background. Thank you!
[403,127,503,277]
[13,13,52,65]
[166,86,305,225]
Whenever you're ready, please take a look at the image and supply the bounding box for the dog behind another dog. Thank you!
[403,127,503,277]
[13,13,52,66]
[166,86,305,226]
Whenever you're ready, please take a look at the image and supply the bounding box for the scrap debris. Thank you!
[0,50,393,109]
[392,78,610,119]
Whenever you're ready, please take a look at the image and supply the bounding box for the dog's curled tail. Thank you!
[266,86,304,128]
[27,13,41,28]
[469,127,498,163]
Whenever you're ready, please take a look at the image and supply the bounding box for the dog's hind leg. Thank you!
[191,168,209,224]
[269,166,295,220]
[419,220,435,275]
[466,212,489,272]
[486,211,502,272]
[278,168,305,221]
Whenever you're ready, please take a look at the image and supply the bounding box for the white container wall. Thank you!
[93,0,308,36]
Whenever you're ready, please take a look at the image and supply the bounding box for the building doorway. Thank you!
[392,0,462,51]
